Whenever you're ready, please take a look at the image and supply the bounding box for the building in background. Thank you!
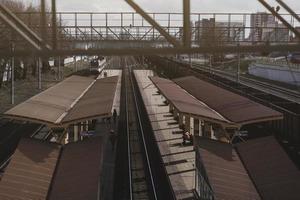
[249,12,289,43]
[195,18,244,46]
[250,12,275,42]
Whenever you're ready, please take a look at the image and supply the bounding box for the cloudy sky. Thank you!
[24,0,300,13]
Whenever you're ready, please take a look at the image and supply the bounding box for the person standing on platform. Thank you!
[113,109,117,124]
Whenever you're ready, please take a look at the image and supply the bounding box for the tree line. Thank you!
[0,0,66,88]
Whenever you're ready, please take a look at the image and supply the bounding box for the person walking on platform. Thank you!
[113,109,118,124]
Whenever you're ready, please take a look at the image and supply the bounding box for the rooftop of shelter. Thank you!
[0,137,103,200]
[170,76,283,126]
[236,136,300,200]
[149,76,232,125]
[3,75,119,127]
[195,137,261,200]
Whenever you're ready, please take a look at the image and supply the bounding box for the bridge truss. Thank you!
[0,0,300,57]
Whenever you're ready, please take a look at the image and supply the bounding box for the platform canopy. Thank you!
[236,136,300,200]
[3,75,119,127]
[0,139,60,200]
[0,137,103,200]
[149,76,232,125]
[174,76,283,126]
[195,137,261,200]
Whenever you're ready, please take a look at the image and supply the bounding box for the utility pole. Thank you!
[51,0,58,80]
[11,44,14,104]
[58,56,61,80]
[209,55,212,74]
[39,0,46,90]
[237,43,241,84]
[38,58,42,90]
[51,0,57,50]
[40,0,47,46]
[237,52,241,84]
[183,0,191,48]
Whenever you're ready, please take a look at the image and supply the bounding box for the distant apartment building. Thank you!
[194,18,215,46]
[249,12,289,43]
[194,18,244,46]
[250,12,274,42]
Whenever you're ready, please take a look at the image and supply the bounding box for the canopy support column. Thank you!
[74,124,79,142]
[169,103,174,113]
[194,118,200,136]
[185,114,191,133]
[179,113,184,128]
[203,122,213,139]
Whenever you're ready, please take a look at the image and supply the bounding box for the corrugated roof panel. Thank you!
[196,137,261,200]
[174,76,283,125]
[4,75,119,126]
[61,76,119,124]
[150,76,231,124]
[48,137,103,200]
[4,76,94,125]
[236,136,300,200]
[0,139,61,200]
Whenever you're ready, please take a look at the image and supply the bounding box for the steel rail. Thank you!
[124,62,133,200]
[128,58,158,200]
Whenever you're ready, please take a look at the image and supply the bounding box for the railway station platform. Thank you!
[134,70,196,199]
[95,69,122,200]
[134,70,288,200]
[99,69,122,115]
[0,69,122,200]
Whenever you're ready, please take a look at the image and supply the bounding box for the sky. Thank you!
[23,0,300,13]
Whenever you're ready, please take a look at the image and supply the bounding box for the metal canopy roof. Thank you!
[0,139,61,200]
[0,137,103,200]
[196,137,261,200]
[4,75,119,127]
[236,136,300,200]
[48,138,103,200]
[149,76,232,125]
[174,76,283,125]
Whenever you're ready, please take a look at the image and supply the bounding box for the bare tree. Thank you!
[0,0,67,87]
[0,0,26,87]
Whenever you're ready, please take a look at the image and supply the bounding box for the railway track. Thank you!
[114,57,175,200]
[114,57,157,200]
[126,58,157,200]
